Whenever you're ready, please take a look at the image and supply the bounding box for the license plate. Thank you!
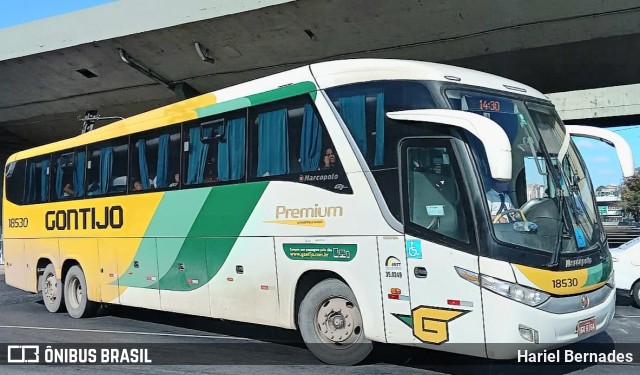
[576,317,596,336]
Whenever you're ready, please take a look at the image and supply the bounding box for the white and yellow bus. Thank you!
[3,59,634,365]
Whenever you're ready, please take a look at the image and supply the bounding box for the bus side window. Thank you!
[182,113,246,187]
[5,160,26,205]
[86,137,128,196]
[25,156,51,204]
[130,126,181,191]
[249,96,337,178]
[50,149,85,200]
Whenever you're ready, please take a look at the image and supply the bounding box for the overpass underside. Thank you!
[1,0,639,150]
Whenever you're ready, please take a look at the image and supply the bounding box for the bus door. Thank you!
[400,137,486,356]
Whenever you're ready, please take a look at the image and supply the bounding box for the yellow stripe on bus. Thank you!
[514,264,605,295]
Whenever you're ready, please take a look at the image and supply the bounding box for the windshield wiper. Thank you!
[548,192,572,268]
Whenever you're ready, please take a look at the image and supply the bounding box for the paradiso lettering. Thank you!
[45,206,124,230]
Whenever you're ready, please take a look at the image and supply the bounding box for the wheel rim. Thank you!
[43,273,58,304]
[67,276,83,309]
[314,297,363,347]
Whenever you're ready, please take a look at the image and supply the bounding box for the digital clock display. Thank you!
[478,99,500,112]
[464,95,514,114]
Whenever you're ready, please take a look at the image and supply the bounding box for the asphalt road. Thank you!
[1,265,640,374]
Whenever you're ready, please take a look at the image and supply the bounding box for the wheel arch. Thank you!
[35,257,54,293]
[293,270,347,329]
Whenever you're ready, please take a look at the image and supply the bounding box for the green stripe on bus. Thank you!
[583,263,603,286]
[247,81,317,106]
[156,181,268,291]
[115,188,211,287]
[196,97,251,118]
[195,81,316,120]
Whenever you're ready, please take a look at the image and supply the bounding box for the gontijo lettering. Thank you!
[45,206,124,230]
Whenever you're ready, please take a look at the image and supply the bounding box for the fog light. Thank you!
[519,325,539,344]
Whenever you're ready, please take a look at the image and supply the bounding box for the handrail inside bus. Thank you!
[565,125,635,178]
[386,109,512,180]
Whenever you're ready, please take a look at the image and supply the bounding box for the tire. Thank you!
[298,279,372,365]
[41,264,65,313]
[632,281,640,308]
[64,265,97,318]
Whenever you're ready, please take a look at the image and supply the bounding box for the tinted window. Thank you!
[51,149,86,200]
[5,160,26,205]
[182,111,246,187]
[404,140,471,245]
[86,138,128,196]
[131,126,181,191]
[326,80,436,169]
[248,95,350,193]
[25,155,51,204]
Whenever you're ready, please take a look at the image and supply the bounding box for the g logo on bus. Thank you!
[393,306,469,344]
[580,295,589,309]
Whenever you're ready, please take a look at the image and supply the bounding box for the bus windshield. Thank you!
[446,90,601,259]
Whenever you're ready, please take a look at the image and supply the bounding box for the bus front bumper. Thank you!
[482,285,616,360]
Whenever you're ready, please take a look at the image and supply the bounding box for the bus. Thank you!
[3,59,634,365]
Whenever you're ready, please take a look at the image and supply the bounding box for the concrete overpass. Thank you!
[1,0,640,157]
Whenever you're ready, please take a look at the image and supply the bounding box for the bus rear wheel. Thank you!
[41,264,64,313]
[298,279,372,365]
[64,265,97,318]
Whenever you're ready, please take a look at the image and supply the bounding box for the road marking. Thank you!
[0,325,254,340]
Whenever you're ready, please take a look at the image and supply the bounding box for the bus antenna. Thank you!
[79,110,125,134]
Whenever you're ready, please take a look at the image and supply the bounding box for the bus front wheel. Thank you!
[41,264,64,313]
[64,265,97,318]
[298,279,372,365]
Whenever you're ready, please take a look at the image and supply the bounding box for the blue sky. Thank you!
[574,125,640,188]
[0,0,114,29]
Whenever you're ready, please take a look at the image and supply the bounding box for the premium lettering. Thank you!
[275,204,343,219]
[45,206,124,230]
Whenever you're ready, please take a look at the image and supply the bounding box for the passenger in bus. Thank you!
[62,181,75,197]
[131,180,143,191]
[203,166,218,183]
[87,179,100,196]
[486,179,514,223]
[169,173,179,188]
[320,147,337,169]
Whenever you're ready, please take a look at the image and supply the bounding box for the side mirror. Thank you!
[387,109,512,180]
[565,125,635,178]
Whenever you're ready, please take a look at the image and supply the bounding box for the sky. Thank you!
[0,0,114,30]
[574,125,640,188]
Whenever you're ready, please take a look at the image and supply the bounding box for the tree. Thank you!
[621,168,640,222]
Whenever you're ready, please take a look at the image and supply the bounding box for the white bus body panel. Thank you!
[403,234,486,357]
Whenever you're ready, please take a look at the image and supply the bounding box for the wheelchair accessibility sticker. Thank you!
[406,240,422,259]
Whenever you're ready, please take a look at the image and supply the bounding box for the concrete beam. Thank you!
[547,84,640,121]
[0,0,293,61]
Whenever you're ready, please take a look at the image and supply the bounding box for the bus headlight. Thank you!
[480,275,550,307]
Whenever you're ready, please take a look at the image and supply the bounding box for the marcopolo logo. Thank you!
[565,257,593,268]
[298,173,339,183]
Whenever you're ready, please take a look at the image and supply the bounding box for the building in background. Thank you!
[596,184,624,224]
[527,183,546,200]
